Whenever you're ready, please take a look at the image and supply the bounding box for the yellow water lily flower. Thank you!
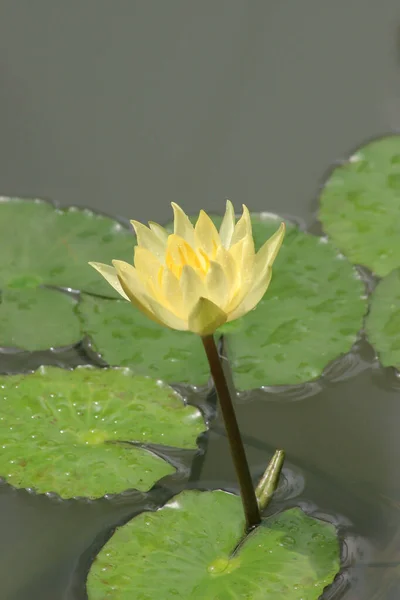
[89,202,285,336]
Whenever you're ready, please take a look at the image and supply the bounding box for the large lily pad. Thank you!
[0,197,133,296]
[365,269,400,368]
[79,214,366,389]
[318,135,400,277]
[0,287,80,350]
[0,366,205,498]
[218,218,366,389]
[87,489,340,599]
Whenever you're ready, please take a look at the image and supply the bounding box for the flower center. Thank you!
[164,237,217,280]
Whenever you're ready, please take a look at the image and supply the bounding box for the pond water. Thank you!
[1,2,400,599]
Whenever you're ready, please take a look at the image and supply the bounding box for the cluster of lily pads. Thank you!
[1,135,399,598]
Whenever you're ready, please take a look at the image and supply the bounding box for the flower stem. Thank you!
[201,334,261,531]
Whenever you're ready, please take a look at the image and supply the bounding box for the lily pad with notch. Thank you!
[0,197,133,296]
[79,294,211,385]
[319,135,400,277]
[0,366,206,498]
[87,489,340,599]
[0,286,80,351]
[79,214,366,390]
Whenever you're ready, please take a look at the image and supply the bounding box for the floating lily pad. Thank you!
[87,489,340,599]
[219,218,366,389]
[319,135,400,277]
[0,197,133,296]
[365,269,400,368]
[79,294,210,384]
[79,215,366,389]
[0,287,80,350]
[0,367,205,498]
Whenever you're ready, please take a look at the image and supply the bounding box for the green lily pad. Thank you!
[0,197,132,296]
[218,218,366,389]
[0,366,205,498]
[79,215,366,389]
[0,287,80,350]
[79,294,210,384]
[318,135,400,277]
[87,489,340,599]
[365,269,400,368]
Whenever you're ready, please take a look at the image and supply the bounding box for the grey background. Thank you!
[1,2,400,599]
[0,1,399,226]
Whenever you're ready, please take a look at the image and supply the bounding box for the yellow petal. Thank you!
[225,236,255,313]
[134,246,162,283]
[130,220,166,261]
[145,295,188,330]
[228,267,273,321]
[188,297,227,335]
[227,225,284,318]
[122,288,164,326]
[215,245,238,292]
[226,278,254,314]
[231,204,252,246]
[114,260,185,330]
[241,234,255,275]
[179,265,206,314]
[194,210,220,256]
[229,235,255,281]
[112,260,164,325]
[160,267,185,317]
[112,260,151,307]
[148,221,169,244]
[219,200,235,249]
[171,202,195,247]
[204,260,228,308]
[229,237,245,277]
[88,262,130,300]
[255,222,285,270]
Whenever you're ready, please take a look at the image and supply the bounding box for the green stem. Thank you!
[255,449,285,512]
[201,334,261,531]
